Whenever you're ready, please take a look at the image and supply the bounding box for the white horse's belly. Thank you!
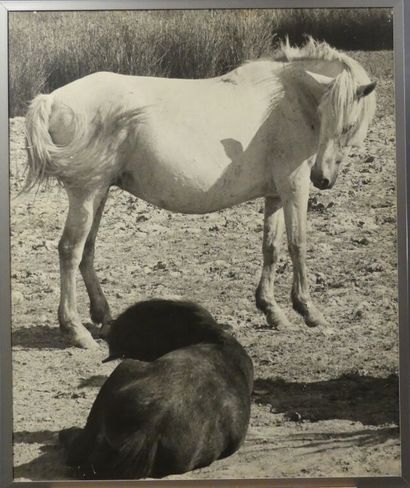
[119,123,269,213]
[120,153,268,214]
[121,174,267,214]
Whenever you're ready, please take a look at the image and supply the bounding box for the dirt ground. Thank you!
[10,50,400,481]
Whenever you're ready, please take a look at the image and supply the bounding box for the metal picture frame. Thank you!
[1,1,409,487]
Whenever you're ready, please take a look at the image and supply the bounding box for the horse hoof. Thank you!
[304,307,329,329]
[90,306,112,326]
[64,328,99,349]
[266,308,293,330]
[99,322,112,339]
[75,333,99,349]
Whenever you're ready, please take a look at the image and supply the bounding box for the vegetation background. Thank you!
[9,8,393,117]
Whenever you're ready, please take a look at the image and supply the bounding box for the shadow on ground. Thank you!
[13,429,68,480]
[253,373,399,426]
[13,430,58,444]
[286,426,399,453]
[13,373,400,481]
[12,326,69,349]
[12,323,104,350]
[245,425,399,458]
[78,375,108,388]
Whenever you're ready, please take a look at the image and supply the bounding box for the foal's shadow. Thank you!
[13,430,68,481]
[253,373,399,426]
[13,430,58,444]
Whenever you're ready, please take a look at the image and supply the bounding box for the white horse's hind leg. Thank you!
[58,187,108,348]
[282,180,329,328]
[255,197,292,329]
[79,191,112,330]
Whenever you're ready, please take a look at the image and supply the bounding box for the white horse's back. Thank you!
[48,64,289,212]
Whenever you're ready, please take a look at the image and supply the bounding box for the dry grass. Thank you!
[9,8,392,116]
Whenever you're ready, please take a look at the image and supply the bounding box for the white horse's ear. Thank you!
[305,70,334,87]
[356,81,377,99]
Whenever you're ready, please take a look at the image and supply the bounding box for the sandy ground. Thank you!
[10,50,400,481]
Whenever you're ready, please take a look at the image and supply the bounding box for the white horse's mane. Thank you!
[272,37,376,136]
[275,37,350,68]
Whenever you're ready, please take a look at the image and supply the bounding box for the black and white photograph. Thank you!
[5,3,405,483]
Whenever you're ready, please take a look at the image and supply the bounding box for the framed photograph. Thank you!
[1,0,409,486]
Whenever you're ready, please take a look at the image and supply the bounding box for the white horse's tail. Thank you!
[24,94,57,191]
[24,93,147,191]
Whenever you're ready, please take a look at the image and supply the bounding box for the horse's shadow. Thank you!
[12,323,103,350]
[78,374,107,388]
[282,426,399,454]
[253,372,399,426]
[12,326,68,349]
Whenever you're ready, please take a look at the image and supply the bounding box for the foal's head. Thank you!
[308,69,376,190]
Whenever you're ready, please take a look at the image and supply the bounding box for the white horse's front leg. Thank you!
[58,187,107,348]
[255,197,291,329]
[282,179,329,328]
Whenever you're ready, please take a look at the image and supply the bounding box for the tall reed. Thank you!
[9,8,392,116]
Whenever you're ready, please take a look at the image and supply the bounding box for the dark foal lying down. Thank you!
[59,299,254,480]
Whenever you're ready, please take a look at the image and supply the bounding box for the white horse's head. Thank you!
[307,68,376,190]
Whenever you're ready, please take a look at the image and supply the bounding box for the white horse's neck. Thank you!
[271,62,326,144]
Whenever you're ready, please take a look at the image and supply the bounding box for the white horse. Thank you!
[24,38,376,349]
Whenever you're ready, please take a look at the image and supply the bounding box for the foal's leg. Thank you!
[79,192,112,329]
[282,180,328,328]
[255,197,291,329]
[58,187,108,348]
